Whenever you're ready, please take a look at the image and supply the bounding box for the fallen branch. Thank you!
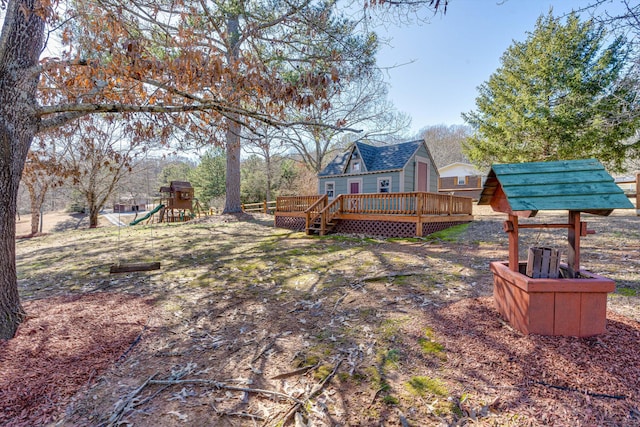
[107,372,158,427]
[251,340,275,364]
[211,403,265,421]
[270,363,318,380]
[148,379,303,404]
[117,325,148,364]
[331,293,348,313]
[362,271,424,282]
[534,381,626,400]
[268,359,342,427]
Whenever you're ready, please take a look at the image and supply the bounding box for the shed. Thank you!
[318,140,438,198]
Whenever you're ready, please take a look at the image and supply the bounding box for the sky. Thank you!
[375,0,613,134]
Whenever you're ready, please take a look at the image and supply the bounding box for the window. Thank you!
[351,151,361,173]
[457,176,466,185]
[378,177,391,193]
[325,182,335,199]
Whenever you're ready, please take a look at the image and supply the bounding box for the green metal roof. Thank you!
[478,159,633,216]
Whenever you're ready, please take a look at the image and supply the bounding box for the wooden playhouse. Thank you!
[159,181,195,222]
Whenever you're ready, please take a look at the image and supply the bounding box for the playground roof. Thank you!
[478,159,633,217]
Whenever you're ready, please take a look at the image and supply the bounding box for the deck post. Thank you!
[416,193,423,237]
[507,214,519,272]
[448,194,453,215]
[567,211,581,278]
[636,172,639,216]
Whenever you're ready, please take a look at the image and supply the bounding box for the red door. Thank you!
[349,181,360,211]
[417,162,428,191]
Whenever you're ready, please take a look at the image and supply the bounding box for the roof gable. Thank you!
[478,159,633,217]
[319,140,425,177]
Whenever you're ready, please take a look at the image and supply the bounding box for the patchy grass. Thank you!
[616,287,637,297]
[424,223,471,242]
[11,211,640,427]
[405,376,448,397]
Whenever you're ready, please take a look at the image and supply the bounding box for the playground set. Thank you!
[129,181,207,226]
[111,181,205,273]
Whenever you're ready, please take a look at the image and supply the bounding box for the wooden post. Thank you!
[263,200,267,213]
[448,194,453,215]
[567,211,581,278]
[416,193,423,237]
[636,172,639,216]
[507,214,519,272]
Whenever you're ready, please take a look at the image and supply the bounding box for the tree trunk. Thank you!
[0,0,45,339]
[224,118,243,213]
[89,206,100,228]
[223,13,243,214]
[265,148,271,203]
[24,180,47,235]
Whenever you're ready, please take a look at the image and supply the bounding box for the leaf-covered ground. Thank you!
[4,207,640,426]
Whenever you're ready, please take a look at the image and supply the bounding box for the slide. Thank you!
[129,204,164,226]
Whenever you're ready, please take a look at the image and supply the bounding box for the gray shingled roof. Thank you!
[319,140,423,177]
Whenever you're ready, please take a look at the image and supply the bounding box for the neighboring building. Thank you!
[113,200,147,212]
[438,162,485,200]
[318,140,438,198]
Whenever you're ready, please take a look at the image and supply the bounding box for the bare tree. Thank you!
[242,126,290,202]
[0,0,448,340]
[20,145,67,235]
[419,124,471,169]
[278,70,412,173]
[57,117,151,228]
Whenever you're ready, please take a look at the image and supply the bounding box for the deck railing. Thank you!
[276,195,324,212]
[276,192,473,235]
[329,192,473,216]
[304,195,328,231]
[275,192,472,235]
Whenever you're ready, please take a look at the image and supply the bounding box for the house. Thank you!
[437,162,485,200]
[318,140,438,198]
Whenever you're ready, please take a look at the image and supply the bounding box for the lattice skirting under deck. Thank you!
[275,216,306,231]
[333,220,470,238]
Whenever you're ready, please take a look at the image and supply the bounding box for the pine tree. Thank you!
[463,11,640,171]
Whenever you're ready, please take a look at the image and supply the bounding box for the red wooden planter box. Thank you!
[490,261,615,337]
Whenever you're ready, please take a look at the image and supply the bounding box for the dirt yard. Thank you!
[3,206,640,426]
[15,210,116,237]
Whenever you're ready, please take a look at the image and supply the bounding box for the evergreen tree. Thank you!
[189,149,227,206]
[463,11,640,171]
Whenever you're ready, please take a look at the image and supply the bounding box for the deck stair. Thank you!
[306,216,337,235]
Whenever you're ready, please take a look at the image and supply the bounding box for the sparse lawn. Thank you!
[5,209,640,426]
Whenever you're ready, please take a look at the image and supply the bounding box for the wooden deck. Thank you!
[275,192,473,237]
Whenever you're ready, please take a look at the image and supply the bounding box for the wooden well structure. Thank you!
[479,159,633,337]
